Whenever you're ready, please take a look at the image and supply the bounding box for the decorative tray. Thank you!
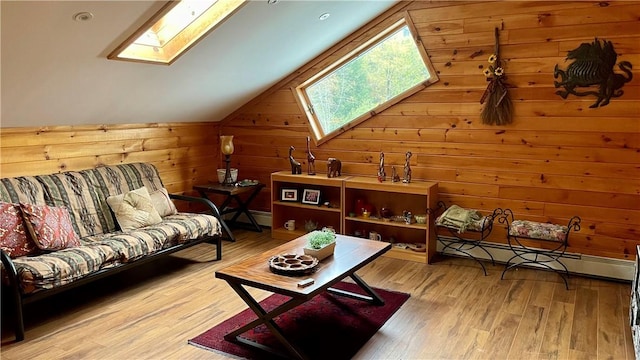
[237,179,260,187]
[268,254,319,276]
[389,215,414,224]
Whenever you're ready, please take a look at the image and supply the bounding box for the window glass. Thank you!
[296,17,438,144]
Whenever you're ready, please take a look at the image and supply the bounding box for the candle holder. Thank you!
[220,135,235,185]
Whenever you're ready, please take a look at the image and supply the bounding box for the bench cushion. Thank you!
[465,216,491,232]
[437,215,490,232]
[435,204,490,233]
[509,220,568,242]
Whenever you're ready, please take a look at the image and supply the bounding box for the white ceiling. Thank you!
[0,0,396,128]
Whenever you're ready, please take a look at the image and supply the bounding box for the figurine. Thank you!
[304,220,318,232]
[403,151,412,183]
[377,152,386,182]
[392,166,400,182]
[306,136,316,175]
[327,158,342,178]
[289,146,302,174]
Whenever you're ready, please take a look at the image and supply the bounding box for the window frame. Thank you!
[294,15,439,145]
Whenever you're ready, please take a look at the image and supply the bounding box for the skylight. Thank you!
[108,0,247,65]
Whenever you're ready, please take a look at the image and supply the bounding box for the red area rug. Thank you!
[188,282,410,359]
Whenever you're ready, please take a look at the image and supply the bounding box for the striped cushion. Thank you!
[160,213,221,246]
[10,213,220,294]
[84,162,165,198]
[8,244,119,294]
[82,163,166,233]
[36,171,113,238]
[0,176,47,205]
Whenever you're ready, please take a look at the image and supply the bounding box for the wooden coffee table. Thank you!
[215,234,391,359]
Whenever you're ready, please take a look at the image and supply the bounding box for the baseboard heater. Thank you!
[436,235,632,282]
[234,211,634,282]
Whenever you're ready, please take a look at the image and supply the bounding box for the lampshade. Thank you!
[220,135,234,155]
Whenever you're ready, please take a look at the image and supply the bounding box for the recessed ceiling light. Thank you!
[319,13,330,21]
[73,12,94,22]
[267,0,279,4]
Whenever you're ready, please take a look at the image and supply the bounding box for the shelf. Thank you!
[271,171,345,187]
[344,176,437,195]
[384,246,427,262]
[271,171,345,241]
[272,201,341,213]
[271,171,438,262]
[272,227,307,241]
[343,177,438,263]
[345,216,427,230]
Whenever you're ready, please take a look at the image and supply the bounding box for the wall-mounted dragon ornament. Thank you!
[554,38,632,108]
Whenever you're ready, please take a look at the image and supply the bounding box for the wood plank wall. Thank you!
[0,122,220,211]
[220,1,640,260]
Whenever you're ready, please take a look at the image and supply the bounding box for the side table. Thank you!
[193,182,265,242]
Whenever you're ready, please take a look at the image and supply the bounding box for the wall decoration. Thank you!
[554,38,633,108]
[480,27,513,125]
[289,146,302,174]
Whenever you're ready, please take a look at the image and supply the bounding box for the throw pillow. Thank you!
[149,188,178,217]
[20,203,81,251]
[106,187,162,231]
[0,202,39,257]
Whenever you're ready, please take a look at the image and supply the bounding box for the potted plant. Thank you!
[303,228,336,261]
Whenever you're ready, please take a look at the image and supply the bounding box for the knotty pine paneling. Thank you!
[220,1,640,260]
[0,122,221,212]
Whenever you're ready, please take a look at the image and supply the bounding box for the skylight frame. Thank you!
[108,0,247,65]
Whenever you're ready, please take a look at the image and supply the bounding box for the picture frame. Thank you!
[302,189,321,205]
[281,188,298,202]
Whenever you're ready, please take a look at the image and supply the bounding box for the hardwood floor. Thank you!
[1,229,634,359]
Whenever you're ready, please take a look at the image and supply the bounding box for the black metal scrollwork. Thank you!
[554,38,633,108]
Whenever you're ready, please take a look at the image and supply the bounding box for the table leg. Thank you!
[327,273,385,305]
[197,190,236,242]
[224,281,310,360]
[225,185,263,232]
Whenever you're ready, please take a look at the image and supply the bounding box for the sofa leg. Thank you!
[216,237,222,261]
[12,287,25,341]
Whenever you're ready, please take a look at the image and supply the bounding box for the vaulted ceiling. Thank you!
[1,0,396,128]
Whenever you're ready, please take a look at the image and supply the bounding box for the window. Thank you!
[295,16,438,144]
[108,0,247,65]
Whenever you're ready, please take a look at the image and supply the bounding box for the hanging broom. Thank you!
[480,28,513,125]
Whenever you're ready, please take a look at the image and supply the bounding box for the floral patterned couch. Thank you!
[0,162,222,341]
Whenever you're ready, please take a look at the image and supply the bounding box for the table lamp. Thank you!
[220,135,235,185]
